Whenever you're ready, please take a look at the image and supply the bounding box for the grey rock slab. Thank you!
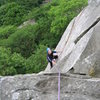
[0,74,100,100]
[45,18,76,72]
[73,21,100,76]
[88,0,100,6]
[45,3,100,74]
[62,28,94,73]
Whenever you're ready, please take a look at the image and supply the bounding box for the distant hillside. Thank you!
[0,0,88,76]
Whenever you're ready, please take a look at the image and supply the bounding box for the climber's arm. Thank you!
[53,50,62,53]
[47,56,52,62]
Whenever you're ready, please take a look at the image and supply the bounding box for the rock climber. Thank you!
[47,48,61,69]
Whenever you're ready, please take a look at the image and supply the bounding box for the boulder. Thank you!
[18,19,35,29]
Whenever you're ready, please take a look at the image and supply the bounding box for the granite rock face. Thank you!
[45,0,100,77]
[0,74,100,100]
[1,0,100,100]
[88,0,100,6]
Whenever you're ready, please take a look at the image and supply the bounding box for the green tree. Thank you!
[0,25,16,39]
[9,53,26,74]
[0,2,26,26]
[0,0,44,10]
[6,25,39,57]
[0,47,26,76]
[26,45,47,73]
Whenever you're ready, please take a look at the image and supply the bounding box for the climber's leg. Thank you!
[50,59,57,69]
[50,61,53,69]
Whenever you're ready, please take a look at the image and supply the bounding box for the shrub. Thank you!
[9,53,26,74]
[0,0,44,10]
[0,47,26,76]
[6,25,39,57]
[0,25,16,39]
[0,2,26,26]
[26,45,47,73]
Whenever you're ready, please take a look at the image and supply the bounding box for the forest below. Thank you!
[0,0,87,76]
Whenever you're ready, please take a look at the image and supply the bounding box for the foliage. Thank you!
[0,47,26,76]
[25,0,88,47]
[48,0,87,37]
[0,25,16,39]
[6,25,39,57]
[89,67,95,76]
[25,4,51,21]
[0,0,44,10]
[16,0,44,10]
[26,45,47,73]
[9,52,26,74]
[0,2,26,26]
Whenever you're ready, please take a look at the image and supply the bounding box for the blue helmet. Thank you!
[47,48,50,53]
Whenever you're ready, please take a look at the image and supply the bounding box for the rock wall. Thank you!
[0,0,100,100]
[88,0,100,6]
[0,74,100,100]
[45,0,100,77]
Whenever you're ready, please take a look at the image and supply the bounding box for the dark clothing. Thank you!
[47,51,58,68]
[50,61,53,68]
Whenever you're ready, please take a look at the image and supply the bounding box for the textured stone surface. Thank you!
[73,50,100,76]
[45,0,100,77]
[18,19,35,28]
[0,74,100,100]
[88,0,100,6]
[1,0,100,100]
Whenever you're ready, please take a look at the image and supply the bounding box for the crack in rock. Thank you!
[75,17,100,44]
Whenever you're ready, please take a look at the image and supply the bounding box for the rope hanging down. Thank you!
[58,71,60,100]
[57,9,85,100]
[57,19,76,100]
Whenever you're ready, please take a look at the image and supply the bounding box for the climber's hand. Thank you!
[52,60,56,65]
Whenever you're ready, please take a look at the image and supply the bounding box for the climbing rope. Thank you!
[57,8,85,100]
[58,71,60,100]
[57,19,75,100]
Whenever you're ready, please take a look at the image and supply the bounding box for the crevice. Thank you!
[13,87,42,93]
[13,87,52,94]
[43,73,70,77]
[75,17,100,44]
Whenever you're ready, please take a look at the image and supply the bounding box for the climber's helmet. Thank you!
[47,48,52,54]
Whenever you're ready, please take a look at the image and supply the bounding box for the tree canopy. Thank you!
[0,0,88,76]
